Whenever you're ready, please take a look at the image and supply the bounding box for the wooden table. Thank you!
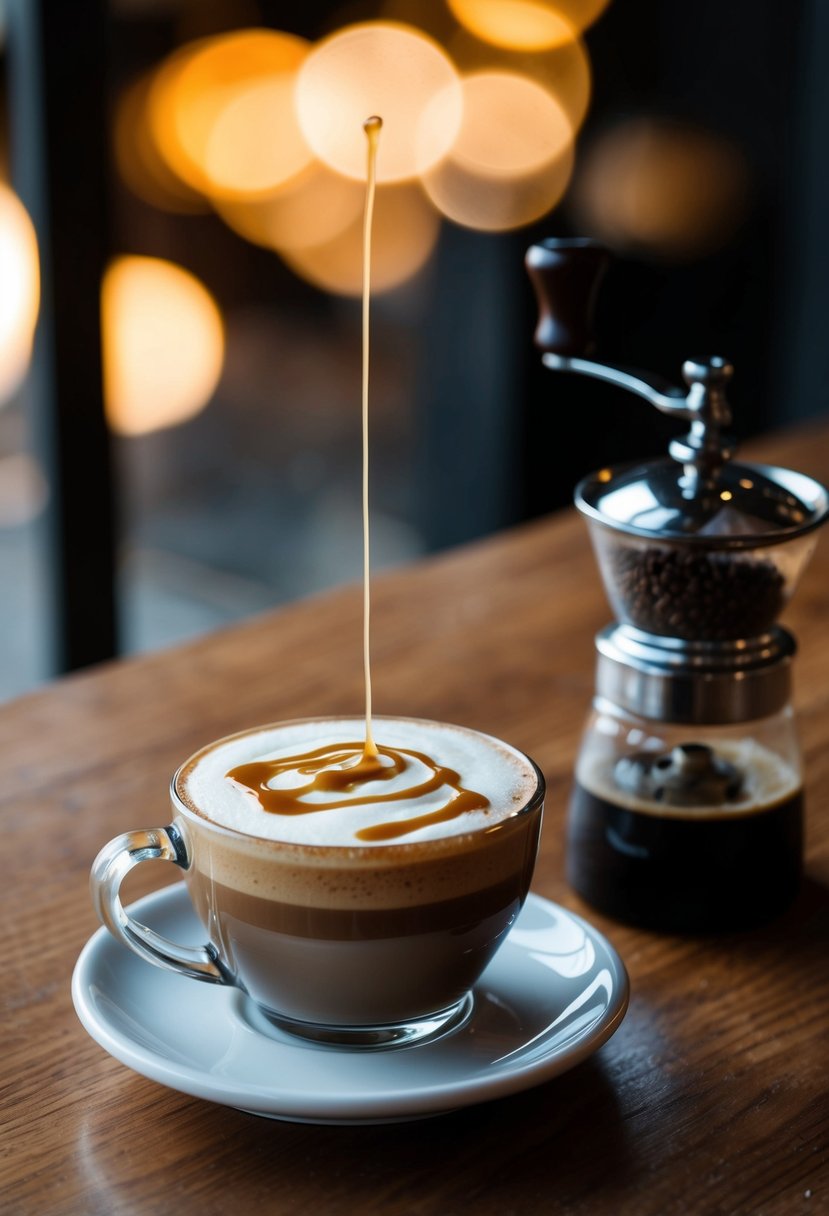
[3,422,828,1216]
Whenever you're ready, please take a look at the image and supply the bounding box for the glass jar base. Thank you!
[566,767,804,933]
[567,864,801,932]
[247,991,476,1051]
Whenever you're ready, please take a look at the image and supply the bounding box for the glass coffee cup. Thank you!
[90,716,545,1050]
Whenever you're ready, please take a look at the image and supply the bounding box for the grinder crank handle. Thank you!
[524,238,691,414]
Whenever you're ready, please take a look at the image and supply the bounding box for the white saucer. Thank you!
[72,885,628,1124]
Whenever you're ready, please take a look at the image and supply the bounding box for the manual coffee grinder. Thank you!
[526,239,829,931]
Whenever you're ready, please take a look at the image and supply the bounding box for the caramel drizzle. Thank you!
[361,115,382,763]
[226,743,489,843]
[227,119,490,843]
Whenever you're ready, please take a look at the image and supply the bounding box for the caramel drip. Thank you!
[361,115,382,762]
[226,742,489,843]
[225,118,490,844]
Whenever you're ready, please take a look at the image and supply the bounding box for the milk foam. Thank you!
[179,717,538,846]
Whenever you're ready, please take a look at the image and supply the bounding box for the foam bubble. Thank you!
[179,716,537,846]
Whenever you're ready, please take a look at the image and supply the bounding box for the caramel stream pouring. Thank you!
[227,118,489,841]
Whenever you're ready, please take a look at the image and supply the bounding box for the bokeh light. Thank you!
[101,256,224,436]
[447,0,610,51]
[295,22,463,183]
[0,454,48,528]
[114,73,208,213]
[380,0,459,45]
[148,30,312,200]
[280,183,441,295]
[214,160,364,253]
[444,70,572,174]
[571,117,748,258]
[0,185,40,404]
[203,73,311,199]
[422,71,574,230]
[118,12,599,294]
[425,142,574,231]
[450,26,591,133]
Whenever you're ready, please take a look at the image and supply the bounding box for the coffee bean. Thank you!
[611,546,785,639]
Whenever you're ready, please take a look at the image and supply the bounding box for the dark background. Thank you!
[108,0,829,536]
[2,0,827,691]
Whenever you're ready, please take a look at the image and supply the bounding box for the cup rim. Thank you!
[169,715,546,862]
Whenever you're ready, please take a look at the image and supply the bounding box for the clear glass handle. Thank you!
[90,825,232,984]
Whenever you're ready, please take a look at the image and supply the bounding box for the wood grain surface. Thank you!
[2,422,828,1216]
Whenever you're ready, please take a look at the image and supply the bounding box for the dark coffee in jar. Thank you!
[567,739,802,931]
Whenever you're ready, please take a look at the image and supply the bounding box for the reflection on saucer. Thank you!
[508,900,598,978]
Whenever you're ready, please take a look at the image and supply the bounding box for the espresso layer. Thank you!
[188,872,527,941]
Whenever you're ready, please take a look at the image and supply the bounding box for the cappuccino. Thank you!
[174,717,543,1031]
